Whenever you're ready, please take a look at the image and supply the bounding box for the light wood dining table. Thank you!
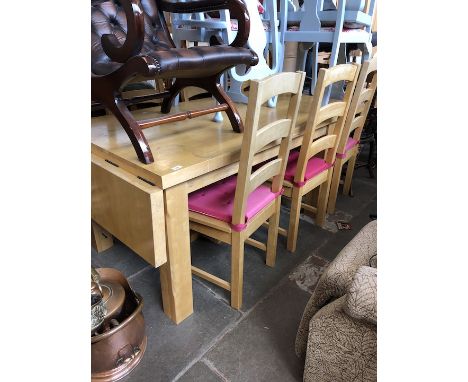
[91,94,330,324]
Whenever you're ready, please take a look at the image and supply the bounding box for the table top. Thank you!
[91,95,325,189]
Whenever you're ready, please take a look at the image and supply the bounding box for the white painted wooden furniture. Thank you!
[171,0,283,110]
[279,0,376,100]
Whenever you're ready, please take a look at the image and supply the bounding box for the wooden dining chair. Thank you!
[327,55,377,214]
[188,71,306,309]
[281,64,359,252]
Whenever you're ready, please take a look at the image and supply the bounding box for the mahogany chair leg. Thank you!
[205,81,244,133]
[106,97,154,164]
[160,80,184,114]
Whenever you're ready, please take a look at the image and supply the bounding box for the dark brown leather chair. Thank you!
[92,0,259,164]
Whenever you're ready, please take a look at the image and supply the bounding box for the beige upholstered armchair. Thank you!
[295,220,377,382]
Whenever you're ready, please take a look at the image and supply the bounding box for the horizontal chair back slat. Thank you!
[255,72,307,106]
[358,87,375,106]
[254,119,291,153]
[248,159,282,195]
[349,115,367,135]
[308,135,338,161]
[323,64,360,87]
[316,101,347,127]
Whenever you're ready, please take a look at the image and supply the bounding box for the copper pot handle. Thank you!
[116,344,141,367]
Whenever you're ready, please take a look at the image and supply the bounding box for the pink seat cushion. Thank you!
[336,137,359,159]
[188,175,281,231]
[284,150,333,187]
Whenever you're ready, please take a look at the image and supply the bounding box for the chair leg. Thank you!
[266,198,281,267]
[92,81,154,164]
[343,153,357,196]
[327,158,344,214]
[230,231,245,310]
[287,187,302,253]
[160,79,184,114]
[206,81,244,133]
[316,173,333,227]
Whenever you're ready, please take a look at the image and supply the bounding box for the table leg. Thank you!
[91,221,114,253]
[159,182,194,324]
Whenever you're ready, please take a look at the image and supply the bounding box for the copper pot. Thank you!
[91,268,147,382]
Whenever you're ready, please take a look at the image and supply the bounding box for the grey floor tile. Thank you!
[118,267,241,382]
[332,171,376,217]
[91,163,377,382]
[92,239,151,279]
[314,199,377,263]
[190,216,331,311]
[177,361,224,382]
[288,254,330,294]
[205,279,311,382]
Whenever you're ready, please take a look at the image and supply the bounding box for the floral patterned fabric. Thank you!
[295,220,377,382]
[345,266,377,325]
[304,296,377,382]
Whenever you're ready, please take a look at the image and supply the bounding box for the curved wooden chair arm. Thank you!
[95,0,145,63]
[160,0,251,48]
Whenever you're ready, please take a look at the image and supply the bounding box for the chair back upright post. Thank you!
[232,71,306,228]
[327,54,377,214]
[294,63,360,186]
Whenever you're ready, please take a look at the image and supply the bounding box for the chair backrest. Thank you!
[231,71,306,226]
[91,0,175,75]
[337,54,377,154]
[294,63,359,185]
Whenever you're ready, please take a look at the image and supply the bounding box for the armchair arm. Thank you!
[344,266,377,325]
[92,0,145,63]
[159,0,251,48]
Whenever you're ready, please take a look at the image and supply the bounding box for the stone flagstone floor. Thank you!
[92,158,377,382]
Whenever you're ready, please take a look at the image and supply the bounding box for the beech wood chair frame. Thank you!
[189,71,306,309]
[327,55,377,214]
[281,64,359,252]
